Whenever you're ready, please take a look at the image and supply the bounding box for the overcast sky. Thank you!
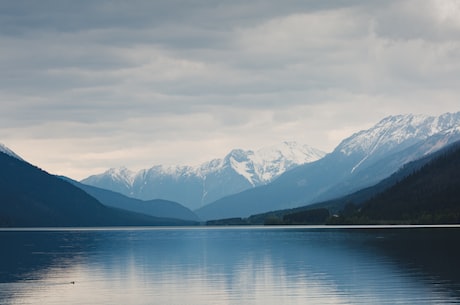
[1,0,460,180]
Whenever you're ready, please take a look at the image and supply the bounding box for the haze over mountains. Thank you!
[64,177,199,222]
[81,142,325,210]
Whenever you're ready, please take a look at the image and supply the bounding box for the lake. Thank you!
[1,226,459,304]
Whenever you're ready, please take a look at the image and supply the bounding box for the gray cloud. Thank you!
[1,0,459,179]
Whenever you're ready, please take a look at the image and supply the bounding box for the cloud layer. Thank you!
[1,0,460,179]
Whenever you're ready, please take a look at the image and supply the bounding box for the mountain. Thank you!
[63,177,199,222]
[248,140,460,225]
[0,143,23,161]
[81,141,325,210]
[196,112,460,220]
[0,146,196,227]
[335,140,460,224]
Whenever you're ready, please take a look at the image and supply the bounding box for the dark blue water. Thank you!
[0,226,459,304]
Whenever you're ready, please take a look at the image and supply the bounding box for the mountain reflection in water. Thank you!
[0,226,459,305]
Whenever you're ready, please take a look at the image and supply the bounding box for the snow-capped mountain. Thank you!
[90,167,136,196]
[337,112,460,173]
[198,141,325,186]
[196,112,460,220]
[81,142,326,210]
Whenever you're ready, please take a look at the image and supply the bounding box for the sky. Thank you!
[1,0,460,180]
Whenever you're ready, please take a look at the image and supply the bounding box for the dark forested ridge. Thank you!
[336,142,460,224]
[0,152,196,227]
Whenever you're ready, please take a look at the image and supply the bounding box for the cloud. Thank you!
[370,0,460,41]
[1,0,459,179]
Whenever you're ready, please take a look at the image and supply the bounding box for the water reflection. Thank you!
[0,227,459,305]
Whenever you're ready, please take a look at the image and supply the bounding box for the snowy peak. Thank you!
[107,167,135,183]
[176,141,325,186]
[226,149,253,163]
[334,112,460,173]
[102,167,135,187]
[337,112,460,157]
[209,142,327,186]
[81,141,326,209]
[141,165,196,177]
[82,166,135,193]
[255,141,326,166]
[249,141,326,183]
[0,143,23,161]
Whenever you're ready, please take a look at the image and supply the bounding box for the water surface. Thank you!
[1,226,459,304]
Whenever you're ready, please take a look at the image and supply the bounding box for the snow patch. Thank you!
[338,112,460,158]
[0,143,23,161]
[229,156,255,186]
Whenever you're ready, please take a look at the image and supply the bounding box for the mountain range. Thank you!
[196,112,460,220]
[1,111,460,226]
[81,141,325,210]
[245,139,460,225]
[0,151,196,227]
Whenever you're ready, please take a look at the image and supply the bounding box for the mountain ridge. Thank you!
[62,176,200,222]
[246,139,460,225]
[0,143,23,161]
[196,112,460,220]
[337,140,460,224]
[81,141,326,210]
[0,150,195,227]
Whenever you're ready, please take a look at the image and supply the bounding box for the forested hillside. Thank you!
[333,143,460,224]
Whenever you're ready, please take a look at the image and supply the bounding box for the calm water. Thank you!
[0,226,460,305]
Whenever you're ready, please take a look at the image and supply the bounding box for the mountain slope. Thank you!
[82,141,325,210]
[342,140,460,224]
[249,140,460,224]
[0,149,195,227]
[312,126,460,204]
[0,143,23,161]
[196,112,460,220]
[63,177,199,222]
[82,167,135,197]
